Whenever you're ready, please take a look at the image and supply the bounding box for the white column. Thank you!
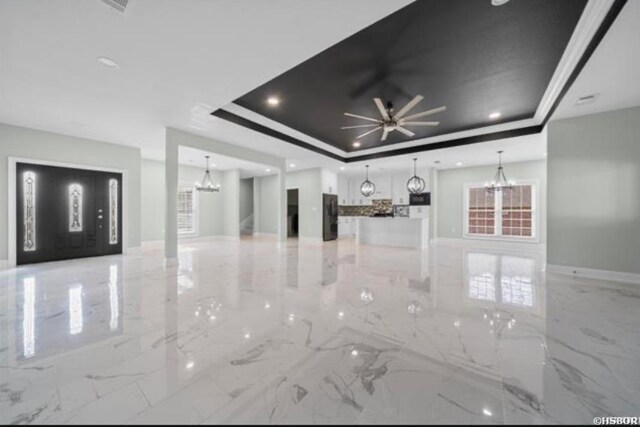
[277,169,287,244]
[164,138,178,260]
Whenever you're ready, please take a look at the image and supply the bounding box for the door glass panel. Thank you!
[69,183,83,232]
[23,171,37,252]
[109,179,118,245]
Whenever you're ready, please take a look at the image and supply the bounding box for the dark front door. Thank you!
[17,163,123,265]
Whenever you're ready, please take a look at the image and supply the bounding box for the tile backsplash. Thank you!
[339,199,393,217]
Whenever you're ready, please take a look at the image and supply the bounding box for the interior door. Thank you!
[16,163,122,265]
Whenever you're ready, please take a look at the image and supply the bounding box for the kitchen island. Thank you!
[355,217,429,249]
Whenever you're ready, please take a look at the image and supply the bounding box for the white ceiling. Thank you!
[0,0,637,175]
[552,0,640,120]
[178,146,274,179]
[0,0,412,159]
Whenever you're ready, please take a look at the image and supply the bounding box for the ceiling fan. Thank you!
[342,95,446,142]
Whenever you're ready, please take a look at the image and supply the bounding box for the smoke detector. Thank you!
[101,0,132,14]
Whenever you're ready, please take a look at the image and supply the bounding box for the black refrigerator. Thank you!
[323,194,338,241]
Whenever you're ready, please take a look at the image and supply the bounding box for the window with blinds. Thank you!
[465,183,536,240]
[177,188,195,234]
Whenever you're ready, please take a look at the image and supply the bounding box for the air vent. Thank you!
[575,94,599,106]
[101,0,130,13]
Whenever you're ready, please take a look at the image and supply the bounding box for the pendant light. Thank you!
[484,151,514,193]
[195,156,220,192]
[360,165,376,197]
[406,158,426,194]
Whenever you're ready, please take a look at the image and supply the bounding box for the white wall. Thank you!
[286,168,323,240]
[254,174,280,234]
[239,178,254,222]
[547,107,640,275]
[436,160,547,242]
[141,159,224,242]
[222,169,240,238]
[0,122,141,261]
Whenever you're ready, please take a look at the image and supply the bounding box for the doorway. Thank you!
[16,162,123,265]
[287,189,299,238]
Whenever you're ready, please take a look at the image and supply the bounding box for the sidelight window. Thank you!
[23,171,37,252]
[69,183,83,232]
[109,179,118,245]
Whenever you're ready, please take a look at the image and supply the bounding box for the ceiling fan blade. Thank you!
[396,126,415,137]
[401,121,440,126]
[381,128,389,141]
[344,112,380,123]
[356,126,382,139]
[374,98,390,120]
[393,95,424,120]
[340,124,380,129]
[402,106,447,121]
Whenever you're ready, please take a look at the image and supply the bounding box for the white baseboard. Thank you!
[126,246,142,255]
[546,264,640,285]
[299,236,324,244]
[433,237,545,252]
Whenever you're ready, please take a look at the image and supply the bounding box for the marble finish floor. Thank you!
[1,237,639,424]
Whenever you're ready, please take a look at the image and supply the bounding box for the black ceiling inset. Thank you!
[229,0,587,153]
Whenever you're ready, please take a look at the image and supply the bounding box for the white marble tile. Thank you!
[1,236,639,424]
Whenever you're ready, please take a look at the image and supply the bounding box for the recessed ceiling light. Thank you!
[267,97,280,106]
[289,163,296,168]
[489,112,501,120]
[483,408,493,417]
[491,0,510,6]
[340,166,345,170]
[353,141,361,148]
[265,168,271,172]
[456,162,463,166]
[97,56,119,68]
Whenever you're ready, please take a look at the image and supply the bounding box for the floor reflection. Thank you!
[1,238,638,425]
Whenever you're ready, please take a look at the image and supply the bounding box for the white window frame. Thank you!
[177,184,199,237]
[463,179,539,243]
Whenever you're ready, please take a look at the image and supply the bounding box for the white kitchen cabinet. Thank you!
[371,172,391,200]
[392,172,411,205]
[338,175,349,205]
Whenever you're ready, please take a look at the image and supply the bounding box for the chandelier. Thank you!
[406,158,426,194]
[360,165,376,197]
[195,156,220,192]
[484,151,514,193]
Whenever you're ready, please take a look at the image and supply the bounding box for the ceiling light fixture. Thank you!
[484,151,514,193]
[489,112,501,120]
[267,97,280,106]
[456,162,463,166]
[265,168,271,172]
[195,156,220,193]
[360,165,376,197]
[97,56,119,68]
[352,141,361,148]
[289,163,296,168]
[340,166,345,170]
[491,0,510,6]
[407,158,426,195]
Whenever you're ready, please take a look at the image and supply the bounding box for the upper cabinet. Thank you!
[392,172,411,205]
[338,168,429,206]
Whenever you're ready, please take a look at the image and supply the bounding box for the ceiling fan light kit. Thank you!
[342,95,446,144]
[407,158,426,195]
[360,165,376,198]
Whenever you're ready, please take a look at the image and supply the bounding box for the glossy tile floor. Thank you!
[1,237,639,424]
